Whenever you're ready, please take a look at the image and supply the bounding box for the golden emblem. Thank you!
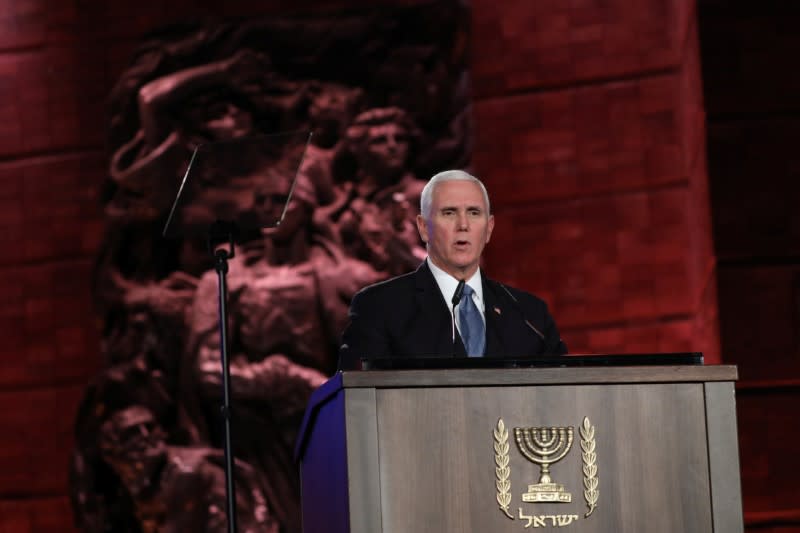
[493,419,513,518]
[579,417,599,517]
[493,417,600,528]
[514,425,573,503]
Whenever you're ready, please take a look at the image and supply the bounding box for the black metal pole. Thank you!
[214,245,238,533]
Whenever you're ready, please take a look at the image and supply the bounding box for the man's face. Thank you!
[416,180,494,279]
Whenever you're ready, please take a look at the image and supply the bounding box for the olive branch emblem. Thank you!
[494,418,513,518]
[580,416,599,517]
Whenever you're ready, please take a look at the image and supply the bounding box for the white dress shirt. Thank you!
[427,257,486,335]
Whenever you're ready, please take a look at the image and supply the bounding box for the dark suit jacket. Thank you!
[339,261,567,367]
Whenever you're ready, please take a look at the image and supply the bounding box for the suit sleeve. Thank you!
[513,288,568,356]
[539,302,568,355]
[337,287,391,369]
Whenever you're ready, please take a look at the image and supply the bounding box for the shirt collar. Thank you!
[426,257,484,311]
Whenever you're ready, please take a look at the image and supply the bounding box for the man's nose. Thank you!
[456,212,469,229]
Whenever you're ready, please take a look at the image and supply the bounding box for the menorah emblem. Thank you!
[514,426,574,503]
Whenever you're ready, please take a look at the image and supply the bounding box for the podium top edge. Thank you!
[336,365,739,388]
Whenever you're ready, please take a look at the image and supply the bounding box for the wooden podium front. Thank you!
[295,365,742,533]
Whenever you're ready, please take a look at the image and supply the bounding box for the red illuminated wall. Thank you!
[0,0,794,531]
[474,0,719,360]
[699,2,800,531]
[0,2,107,530]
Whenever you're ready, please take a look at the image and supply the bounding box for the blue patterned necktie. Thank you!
[459,284,486,357]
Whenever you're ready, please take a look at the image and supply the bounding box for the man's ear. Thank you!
[486,214,495,243]
[416,214,429,243]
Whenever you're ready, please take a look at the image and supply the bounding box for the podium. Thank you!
[295,364,743,532]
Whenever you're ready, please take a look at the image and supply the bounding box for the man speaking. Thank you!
[339,170,567,367]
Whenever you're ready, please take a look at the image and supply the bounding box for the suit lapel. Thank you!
[414,262,466,357]
[483,277,515,357]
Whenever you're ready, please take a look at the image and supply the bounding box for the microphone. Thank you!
[451,279,466,352]
[452,279,466,306]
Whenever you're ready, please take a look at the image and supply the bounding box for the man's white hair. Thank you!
[419,169,491,219]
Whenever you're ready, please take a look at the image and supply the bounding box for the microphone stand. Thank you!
[208,219,239,533]
[160,131,313,533]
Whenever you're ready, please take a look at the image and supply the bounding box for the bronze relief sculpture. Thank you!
[72,3,471,531]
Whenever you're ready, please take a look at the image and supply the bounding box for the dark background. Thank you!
[0,0,797,531]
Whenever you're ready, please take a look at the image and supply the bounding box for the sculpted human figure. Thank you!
[298,82,364,207]
[183,165,382,532]
[319,107,426,275]
[70,268,202,533]
[107,50,265,223]
[98,406,276,533]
